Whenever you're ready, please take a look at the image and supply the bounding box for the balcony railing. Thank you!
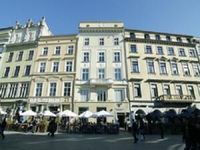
[90,78,113,86]
[156,94,194,103]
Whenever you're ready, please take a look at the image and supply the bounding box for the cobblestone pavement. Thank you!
[0,131,185,150]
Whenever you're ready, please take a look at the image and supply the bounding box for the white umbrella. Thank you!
[0,109,7,115]
[79,110,93,118]
[43,110,56,117]
[94,110,113,118]
[58,110,78,117]
[20,110,37,116]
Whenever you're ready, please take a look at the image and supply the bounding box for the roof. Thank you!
[125,28,193,38]
[0,27,13,31]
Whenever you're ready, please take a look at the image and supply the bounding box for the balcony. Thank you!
[156,94,194,103]
[89,78,113,87]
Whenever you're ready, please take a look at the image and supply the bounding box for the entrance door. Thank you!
[117,113,125,128]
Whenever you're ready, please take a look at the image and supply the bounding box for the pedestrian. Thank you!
[132,119,138,143]
[138,117,145,141]
[158,117,164,139]
[47,118,57,137]
[0,117,7,140]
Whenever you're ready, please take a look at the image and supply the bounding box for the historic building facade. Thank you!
[74,22,129,124]
[28,35,77,112]
[124,29,200,114]
[0,18,52,113]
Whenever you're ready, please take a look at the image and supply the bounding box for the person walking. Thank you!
[132,119,138,143]
[47,118,57,137]
[0,117,7,140]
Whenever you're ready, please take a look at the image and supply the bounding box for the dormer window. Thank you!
[187,38,191,43]
[166,36,171,41]
[177,37,182,42]
[155,34,160,40]
[130,33,135,39]
[144,34,150,39]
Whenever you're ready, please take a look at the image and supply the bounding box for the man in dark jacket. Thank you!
[132,119,138,143]
[47,118,57,137]
[0,118,7,140]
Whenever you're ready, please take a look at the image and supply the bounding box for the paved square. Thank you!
[0,131,184,150]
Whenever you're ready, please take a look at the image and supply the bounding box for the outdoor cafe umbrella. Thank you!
[58,110,78,117]
[43,110,56,117]
[79,110,93,118]
[20,110,37,116]
[93,110,113,118]
[0,109,7,115]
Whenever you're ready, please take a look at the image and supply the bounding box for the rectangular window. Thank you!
[8,52,14,62]
[130,44,137,53]
[67,45,74,55]
[98,52,105,62]
[160,62,167,74]
[193,63,200,76]
[171,62,179,75]
[134,83,141,97]
[114,68,121,80]
[4,67,10,77]
[80,89,89,101]
[157,46,164,55]
[168,47,174,55]
[188,86,195,98]
[114,52,120,62]
[19,83,29,98]
[151,84,158,98]
[14,66,20,77]
[17,51,23,61]
[147,60,155,73]
[83,52,90,62]
[176,85,183,96]
[99,38,104,45]
[114,38,119,45]
[52,62,59,72]
[115,89,124,102]
[98,68,105,79]
[39,62,46,73]
[132,60,139,73]
[163,84,171,95]
[189,49,197,57]
[24,65,31,76]
[35,83,43,96]
[179,48,186,56]
[82,68,89,80]
[55,46,61,55]
[145,45,152,54]
[49,82,57,96]
[66,61,73,72]
[84,38,89,46]
[8,83,18,98]
[42,47,48,56]
[28,50,34,60]
[63,82,71,96]
[182,63,190,76]
[0,84,8,98]
[97,89,107,101]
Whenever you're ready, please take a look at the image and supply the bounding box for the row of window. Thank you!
[0,82,29,98]
[82,51,121,62]
[4,65,31,77]
[35,82,71,97]
[133,83,196,98]
[130,44,197,57]
[83,37,119,46]
[7,50,34,62]
[132,60,200,76]
[81,68,122,81]
[41,45,74,56]
[39,61,73,73]
[129,32,192,43]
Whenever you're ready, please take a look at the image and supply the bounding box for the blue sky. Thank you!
[0,0,200,36]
